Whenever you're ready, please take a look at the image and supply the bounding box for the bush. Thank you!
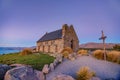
[107,51,120,63]
[77,49,88,56]
[62,51,69,58]
[113,44,120,51]
[20,48,33,55]
[61,47,73,53]
[93,50,104,59]
[76,66,95,80]
[61,47,73,58]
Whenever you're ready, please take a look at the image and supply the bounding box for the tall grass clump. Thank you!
[20,48,33,55]
[61,47,73,58]
[107,51,120,63]
[76,66,95,80]
[77,49,88,56]
[93,50,104,59]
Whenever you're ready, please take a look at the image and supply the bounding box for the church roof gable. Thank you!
[37,29,62,42]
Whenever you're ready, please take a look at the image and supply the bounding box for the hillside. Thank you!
[80,42,120,49]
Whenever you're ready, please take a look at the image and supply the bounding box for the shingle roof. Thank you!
[37,29,62,42]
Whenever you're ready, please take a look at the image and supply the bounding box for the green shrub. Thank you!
[20,48,32,55]
[93,50,104,59]
[76,66,95,80]
[77,49,88,56]
[113,44,120,51]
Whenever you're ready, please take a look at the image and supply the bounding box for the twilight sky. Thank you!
[0,0,120,47]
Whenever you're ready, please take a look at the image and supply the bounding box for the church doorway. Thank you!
[71,40,73,49]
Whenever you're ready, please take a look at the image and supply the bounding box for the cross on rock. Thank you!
[99,30,107,60]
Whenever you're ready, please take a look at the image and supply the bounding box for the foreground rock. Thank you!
[52,74,75,80]
[42,64,50,74]
[91,77,101,80]
[10,63,31,67]
[4,66,45,80]
[0,64,11,80]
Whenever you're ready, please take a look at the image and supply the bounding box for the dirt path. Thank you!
[46,56,120,80]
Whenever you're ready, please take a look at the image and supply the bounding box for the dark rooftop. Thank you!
[37,29,62,42]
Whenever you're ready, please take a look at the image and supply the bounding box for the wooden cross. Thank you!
[99,30,107,60]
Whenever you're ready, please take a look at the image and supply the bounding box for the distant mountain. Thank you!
[0,46,36,50]
[0,47,25,50]
[80,42,120,49]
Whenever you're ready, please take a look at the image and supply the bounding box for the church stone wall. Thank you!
[37,39,64,53]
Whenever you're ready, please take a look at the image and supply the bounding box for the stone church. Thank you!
[36,24,79,53]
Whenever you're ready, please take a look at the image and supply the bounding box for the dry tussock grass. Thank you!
[61,47,73,58]
[20,48,33,55]
[107,51,120,63]
[93,50,104,59]
[76,66,95,80]
[77,49,88,56]
[93,50,120,64]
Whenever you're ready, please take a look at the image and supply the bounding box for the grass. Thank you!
[0,52,55,70]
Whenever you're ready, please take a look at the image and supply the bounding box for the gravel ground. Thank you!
[46,56,120,80]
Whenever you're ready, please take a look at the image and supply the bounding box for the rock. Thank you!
[105,78,116,80]
[68,54,75,61]
[91,77,101,80]
[4,66,45,80]
[53,59,59,67]
[70,57,75,61]
[42,64,49,74]
[0,64,11,80]
[52,74,75,80]
[73,53,77,58]
[10,64,31,67]
[49,63,54,71]
[56,54,63,63]
[77,54,82,57]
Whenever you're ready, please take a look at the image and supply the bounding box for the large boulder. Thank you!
[0,64,11,80]
[4,66,45,80]
[52,74,75,80]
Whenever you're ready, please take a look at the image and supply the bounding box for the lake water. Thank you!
[0,48,21,54]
